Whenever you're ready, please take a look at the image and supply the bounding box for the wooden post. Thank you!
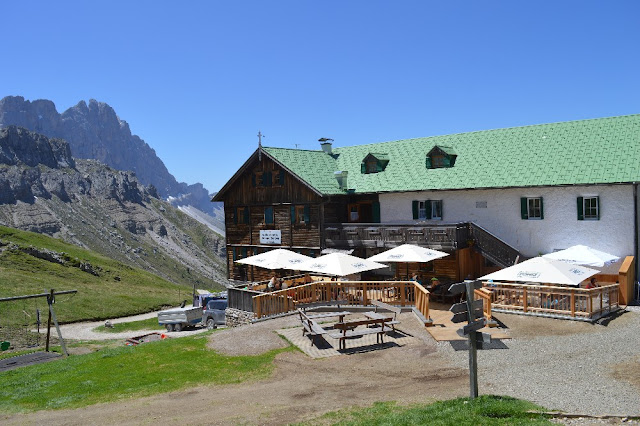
[47,289,68,357]
[570,290,575,317]
[400,282,406,306]
[362,282,368,306]
[45,289,53,352]
[523,287,528,313]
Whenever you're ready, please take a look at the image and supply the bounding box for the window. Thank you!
[520,197,543,220]
[253,171,272,187]
[264,206,274,224]
[273,170,285,186]
[360,153,389,174]
[290,204,310,225]
[426,146,456,169]
[578,196,599,220]
[418,201,427,220]
[412,200,443,220]
[431,200,443,220]
[235,207,249,225]
[349,205,359,222]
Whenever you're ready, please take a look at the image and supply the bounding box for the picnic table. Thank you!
[306,311,352,323]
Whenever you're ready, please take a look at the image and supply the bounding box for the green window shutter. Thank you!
[241,247,247,257]
[425,156,432,169]
[425,200,432,219]
[521,198,528,219]
[577,197,584,220]
[372,201,380,223]
[290,205,296,224]
[251,173,256,187]
[596,196,600,220]
[376,161,383,172]
[443,156,451,167]
[304,204,310,224]
[232,248,237,261]
[265,171,272,187]
[265,206,274,224]
[233,208,238,225]
[279,171,285,185]
[361,163,366,174]
[243,207,249,224]
[539,197,544,220]
[440,200,444,220]
[412,200,419,219]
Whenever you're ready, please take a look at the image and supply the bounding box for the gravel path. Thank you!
[56,308,210,341]
[440,308,640,417]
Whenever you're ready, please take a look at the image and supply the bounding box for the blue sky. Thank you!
[2,1,639,193]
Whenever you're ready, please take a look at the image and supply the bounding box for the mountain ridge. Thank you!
[0,95,224,230]
[0,126,228,288]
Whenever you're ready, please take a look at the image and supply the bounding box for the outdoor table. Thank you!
[305,311,352,323]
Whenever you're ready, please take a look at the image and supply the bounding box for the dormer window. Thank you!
[426,146,456,169]
[360,153,389,174]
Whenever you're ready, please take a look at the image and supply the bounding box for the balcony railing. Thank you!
[323,222,470,251]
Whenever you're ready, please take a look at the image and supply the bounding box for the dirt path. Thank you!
[56,307,210,341]
[4,309,639,425]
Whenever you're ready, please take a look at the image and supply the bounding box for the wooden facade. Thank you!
[215,148,517,282]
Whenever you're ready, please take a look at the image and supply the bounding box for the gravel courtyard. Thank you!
[2,307,639,425]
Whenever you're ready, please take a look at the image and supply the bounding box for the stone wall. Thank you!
[225,307,255,327]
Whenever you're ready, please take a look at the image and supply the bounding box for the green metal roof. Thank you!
[263,114,640,195]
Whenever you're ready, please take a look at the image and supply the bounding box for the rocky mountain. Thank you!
[0,95,224,232]
[0,126,228,289]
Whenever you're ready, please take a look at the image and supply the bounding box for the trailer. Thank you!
[157,306,202,332]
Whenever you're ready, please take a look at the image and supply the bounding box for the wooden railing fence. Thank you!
[252,280,416,319]
[474,287,493,322]
[413,282,430,322]
[484,282,619,320]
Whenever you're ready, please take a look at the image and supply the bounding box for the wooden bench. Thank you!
[329,318,387,350]
[366,300,401,331]
[298,309,328,347]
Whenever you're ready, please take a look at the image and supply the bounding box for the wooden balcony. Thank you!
[323,222,470,252]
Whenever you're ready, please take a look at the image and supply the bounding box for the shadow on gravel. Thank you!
[592,309,629,327]
[449,339,509,351]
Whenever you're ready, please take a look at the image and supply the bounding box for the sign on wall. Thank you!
[260,230,282,245]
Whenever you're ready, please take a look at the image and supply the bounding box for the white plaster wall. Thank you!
[379,184,634,258]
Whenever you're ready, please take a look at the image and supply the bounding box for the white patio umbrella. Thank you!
[295,252,389,277]
[542,245,619,268]
[235,248,312,270]
[367,244,449,263]
[479,256,599,286]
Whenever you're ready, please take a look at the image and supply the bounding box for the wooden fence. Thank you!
[252,280,417,319]
[484,282,619,321]
[413,282,430,322]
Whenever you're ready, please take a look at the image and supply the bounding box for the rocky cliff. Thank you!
[0,96,224,230]
[0,126,228,289]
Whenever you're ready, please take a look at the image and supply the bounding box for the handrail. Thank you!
[483,281,619,320]
[252,280,416,319]
[413,282,430,322]
[474,287,493,322]
[469,222,521,267]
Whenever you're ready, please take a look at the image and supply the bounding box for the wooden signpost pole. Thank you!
[465,280,479,399]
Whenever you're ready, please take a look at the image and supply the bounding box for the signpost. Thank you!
[448,280,485,399]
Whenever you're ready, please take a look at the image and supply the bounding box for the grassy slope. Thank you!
[0,225,187,325]
[304,397,552,425]
[0,334,293,413]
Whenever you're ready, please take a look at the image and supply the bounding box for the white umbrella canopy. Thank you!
[541,245,619,268]
[367,244,449,263]
[295,252,389,277]
[479,257,599,286]
[235,248,312,270]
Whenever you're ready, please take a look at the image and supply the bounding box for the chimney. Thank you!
[334,171,348,190]
[318,137,334,154]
